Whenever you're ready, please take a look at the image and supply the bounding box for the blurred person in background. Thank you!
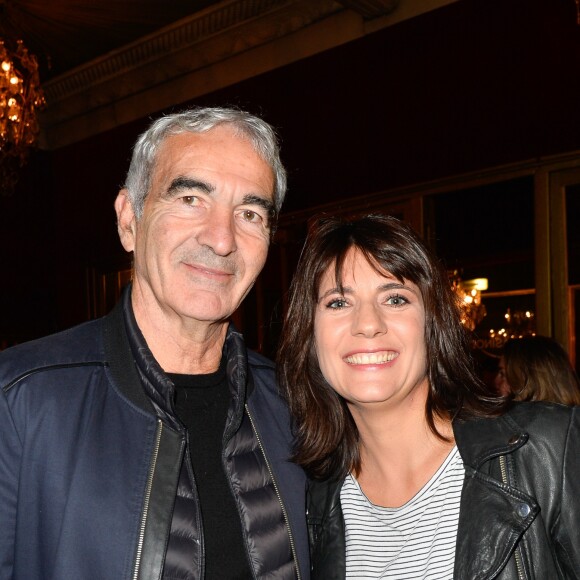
[495,335,580,405]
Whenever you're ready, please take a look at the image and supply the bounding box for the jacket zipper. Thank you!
[499,455,525,580]
[245,405,301,580]
[132,419,163,580]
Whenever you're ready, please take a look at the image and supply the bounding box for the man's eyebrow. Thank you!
[243,194,275,217]
[164,176,214,198]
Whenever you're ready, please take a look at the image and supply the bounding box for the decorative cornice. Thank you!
[42,0,300,104]
[38,0,458,150]
[335,0,399,20]
[39,0,346,149]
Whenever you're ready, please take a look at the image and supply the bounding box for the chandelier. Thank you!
[489,308,536,341]
[0,38,45,195]
[450,271,488,332]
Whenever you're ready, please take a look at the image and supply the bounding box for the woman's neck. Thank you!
[351,396,455,508]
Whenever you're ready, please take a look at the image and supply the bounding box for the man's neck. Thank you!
[130,289,227,374]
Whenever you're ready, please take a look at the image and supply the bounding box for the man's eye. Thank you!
[241,209,262,223]
[181,195,199,206]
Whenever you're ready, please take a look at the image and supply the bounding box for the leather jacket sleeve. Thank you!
[307,478,345,580]
[554,406,580,577]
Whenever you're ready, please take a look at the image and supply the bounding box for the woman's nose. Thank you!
[352,302,387,338]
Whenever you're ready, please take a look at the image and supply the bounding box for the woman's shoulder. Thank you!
[503,400,577,437]
[457,400,576,434]
[508,399,577,423]
[454,401,578,467]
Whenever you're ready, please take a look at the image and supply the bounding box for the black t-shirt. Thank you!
[168,365,252,579]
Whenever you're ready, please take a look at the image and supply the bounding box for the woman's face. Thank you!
[313,248,429,412]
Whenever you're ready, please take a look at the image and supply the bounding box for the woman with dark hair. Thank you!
[278,214,580,579]
[495,335,580,405]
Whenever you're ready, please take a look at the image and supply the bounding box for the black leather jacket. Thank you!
[0,293,310,579]
[307,403,580,579]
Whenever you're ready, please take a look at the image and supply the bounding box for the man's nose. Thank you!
[196,207,237,256]
[352,302,387,338]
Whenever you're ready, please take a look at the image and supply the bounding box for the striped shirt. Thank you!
[340,446,464,579]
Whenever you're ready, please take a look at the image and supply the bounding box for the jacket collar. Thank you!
[452,410,529,469]
[102,286,155,415]
[103,285,251,432]
[452,409,539,580]
[121,285,177,423]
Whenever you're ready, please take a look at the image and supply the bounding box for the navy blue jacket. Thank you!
[0,297,309,579]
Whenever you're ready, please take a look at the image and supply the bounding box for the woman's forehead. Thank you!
[317,258,409,296]
[324,248,403,283]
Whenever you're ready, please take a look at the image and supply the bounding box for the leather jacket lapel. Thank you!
[455,465,539,579]
[453,415,539,579]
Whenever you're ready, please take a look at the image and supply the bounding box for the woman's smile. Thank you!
[343,350,399,365]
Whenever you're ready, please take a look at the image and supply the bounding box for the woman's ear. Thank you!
[114,189,136,252]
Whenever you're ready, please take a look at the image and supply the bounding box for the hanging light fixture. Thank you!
[449,271,488,332]
[0,37,45,195]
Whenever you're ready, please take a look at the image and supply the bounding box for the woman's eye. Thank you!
[327,298,348,309]
[385,294,409,307]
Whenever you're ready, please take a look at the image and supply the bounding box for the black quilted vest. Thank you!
[123,295,296,579]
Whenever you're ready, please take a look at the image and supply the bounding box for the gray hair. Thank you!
[123,106,287,220]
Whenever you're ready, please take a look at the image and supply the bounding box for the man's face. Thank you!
[116,126,275,327]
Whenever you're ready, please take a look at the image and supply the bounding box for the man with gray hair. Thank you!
[0,107,309,579]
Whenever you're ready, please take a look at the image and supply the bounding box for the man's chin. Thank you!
[171,292,236,324]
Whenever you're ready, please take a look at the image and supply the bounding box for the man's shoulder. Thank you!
[0,318,106,387]
[247,349,277,398]
[247,349,275,371]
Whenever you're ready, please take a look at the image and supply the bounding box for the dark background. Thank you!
[1,0,578,347]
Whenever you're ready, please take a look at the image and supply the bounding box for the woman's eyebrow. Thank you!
[379,282,410,291]
[317,281,415,300]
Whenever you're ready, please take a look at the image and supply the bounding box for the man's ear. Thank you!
[115,189,137,253]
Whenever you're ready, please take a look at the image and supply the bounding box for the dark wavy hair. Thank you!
[503,335,580,406]
[277,214,506,480]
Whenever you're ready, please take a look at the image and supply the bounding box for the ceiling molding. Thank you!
[38,0,458,150]
[42,0,304,105]
[39,0,344,149]
[335,0,399,19]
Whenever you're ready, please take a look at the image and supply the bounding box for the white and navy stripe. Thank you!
[340,446,464,579]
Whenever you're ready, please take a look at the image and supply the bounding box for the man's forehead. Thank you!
[143,131,275,213]
[154,129,272,181]
[156,126,250,160]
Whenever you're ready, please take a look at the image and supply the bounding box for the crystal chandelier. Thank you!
[0,38,45,195]
[450,271,488,332]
